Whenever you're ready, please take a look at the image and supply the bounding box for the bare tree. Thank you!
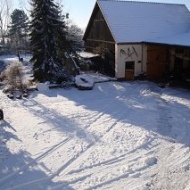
[0,0,12,45]
[68,22,83,51]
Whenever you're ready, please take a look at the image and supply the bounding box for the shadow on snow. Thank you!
[0,120,74,190]
[35,80,190,147]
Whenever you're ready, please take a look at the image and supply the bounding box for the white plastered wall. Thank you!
[115,44,147,78]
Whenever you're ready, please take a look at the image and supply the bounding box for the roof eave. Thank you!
[142,41,190,48]
[83,2,98,41]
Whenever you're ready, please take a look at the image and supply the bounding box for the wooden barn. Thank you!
[83,0,190,81]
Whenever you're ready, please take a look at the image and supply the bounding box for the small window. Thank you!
[125,61,134,70]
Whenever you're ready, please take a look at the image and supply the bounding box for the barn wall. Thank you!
[146,45,168,79]
[142,44,147,73]
[169,47,190,80]
[115,44,146,79]
[115,44,190,81]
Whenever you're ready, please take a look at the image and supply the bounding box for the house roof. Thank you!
[87,0,190,44]
[143,31,190,47]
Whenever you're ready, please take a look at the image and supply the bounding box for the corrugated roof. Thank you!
[97,0,190,44]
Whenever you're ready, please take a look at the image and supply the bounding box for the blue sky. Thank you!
[14,0,190,30]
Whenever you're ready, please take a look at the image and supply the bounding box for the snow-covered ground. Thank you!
[0,55,190,190]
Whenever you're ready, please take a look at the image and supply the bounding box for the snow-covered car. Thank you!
[75,74,94,90]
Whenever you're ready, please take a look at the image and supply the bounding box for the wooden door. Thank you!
[147,45,167,79]
[125,61,134,80]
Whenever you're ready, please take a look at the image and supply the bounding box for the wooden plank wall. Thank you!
[84,6,115,54]
[147,45,167,79]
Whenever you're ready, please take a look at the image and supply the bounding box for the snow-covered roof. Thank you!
[143,31,190,47]
[97,0,190,44]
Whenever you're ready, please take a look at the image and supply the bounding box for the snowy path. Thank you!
[0,81,190,190]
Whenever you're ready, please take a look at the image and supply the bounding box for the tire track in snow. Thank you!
[61,139,159,190]
[57,133,160,190]
[0,97,101,187]
[2,82,178,189]
[55,104,138,177]
[53,82,162,183]
[49,106,133,178]
[150,141,190,190]
[66,136,158,175]
[0,137,71,185]
[156,97,173,136]
[1,141,95,190]
[74,82,145,131]
[21,98,99,144]
[56,83,187,188]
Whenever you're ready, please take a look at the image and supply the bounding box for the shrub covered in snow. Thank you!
[4,61,24,90]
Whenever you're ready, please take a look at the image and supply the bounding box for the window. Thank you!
[125,61,134,70]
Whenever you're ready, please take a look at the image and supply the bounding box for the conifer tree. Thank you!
[9,9,29,56]
[30,0,68,82]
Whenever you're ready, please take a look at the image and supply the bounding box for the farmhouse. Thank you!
[83,0,190,81]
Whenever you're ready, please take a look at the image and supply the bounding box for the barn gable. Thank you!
[83,3,115,54]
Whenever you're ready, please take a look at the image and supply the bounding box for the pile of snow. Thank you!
[75,73,94,90]
[36,82,49,92]
[87,72,116,83]
[77,51,99,58]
